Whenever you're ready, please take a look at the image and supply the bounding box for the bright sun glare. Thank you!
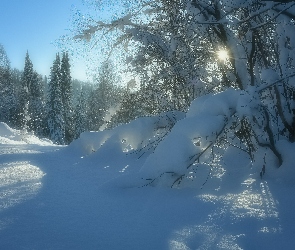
[217,49,229,61]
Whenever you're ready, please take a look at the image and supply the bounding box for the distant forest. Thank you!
[0,45,135,144]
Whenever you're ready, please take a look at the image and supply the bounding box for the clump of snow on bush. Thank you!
[138,114,225,179]
[69,111,185,156]
[187,88,238,118]
[138,89,240,180]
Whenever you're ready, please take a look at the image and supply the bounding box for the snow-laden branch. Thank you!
[257,72,295,93]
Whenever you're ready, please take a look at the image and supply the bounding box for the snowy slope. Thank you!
[0,121,295,249]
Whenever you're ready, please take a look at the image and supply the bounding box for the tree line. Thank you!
[0,44,132,144]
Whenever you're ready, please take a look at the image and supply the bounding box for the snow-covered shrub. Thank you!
[69,111,185,157]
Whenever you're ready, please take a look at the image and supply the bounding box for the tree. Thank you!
[0,44,10,69]
[60,52,74,143]
[28,71,46,136]
[0,44,17,127]
[87,61,121,130]
[87,85,102,131]
[108,88,140,128]
[74,87,88,139]
[47,53,65,144]
[19,51,34,130]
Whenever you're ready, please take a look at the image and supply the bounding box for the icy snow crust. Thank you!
[0,90,295,249]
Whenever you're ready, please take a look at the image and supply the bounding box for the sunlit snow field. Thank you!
[0,121,294,249]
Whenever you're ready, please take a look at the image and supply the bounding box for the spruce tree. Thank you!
[28,72,46,136]
[87,61,119,131]
[74,88,88,139]
[19,51,34,130]
[87,86,103,131]
[60,52,74,143]
[47,53,65,144]
[8,69,23,128]
[108,89,140,128]
[0,45,17,127]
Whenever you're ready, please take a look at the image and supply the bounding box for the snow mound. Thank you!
[69,87,295,189]
[138,89,240,181]
[0,122,53,146]
[187,88,238,118]
[0,123,26,144]
[68,89,252,188]
[0,122,18,137]
[68,111,185,157]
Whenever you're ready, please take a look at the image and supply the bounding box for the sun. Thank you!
[217,49,229,61]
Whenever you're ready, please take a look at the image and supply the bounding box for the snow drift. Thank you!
[69,87,293,189]
[0,122,53,146]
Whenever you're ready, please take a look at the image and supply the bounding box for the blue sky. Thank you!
[0,0,90,80]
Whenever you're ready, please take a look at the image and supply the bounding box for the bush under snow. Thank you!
[68,87,294,189]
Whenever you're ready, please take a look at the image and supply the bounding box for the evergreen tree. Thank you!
[74,87,88,139]
[60,52,74,143]
[108,89,140,128]
[28,72,46,136]
[87,61,120,130]
[19,51,34,130]
[0,68,16,125]
[87,86,102,131]
[47,53,65,144]
[0,44,17,127]
[9,69,23,128]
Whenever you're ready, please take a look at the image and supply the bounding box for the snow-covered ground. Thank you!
[0,121,295,249]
